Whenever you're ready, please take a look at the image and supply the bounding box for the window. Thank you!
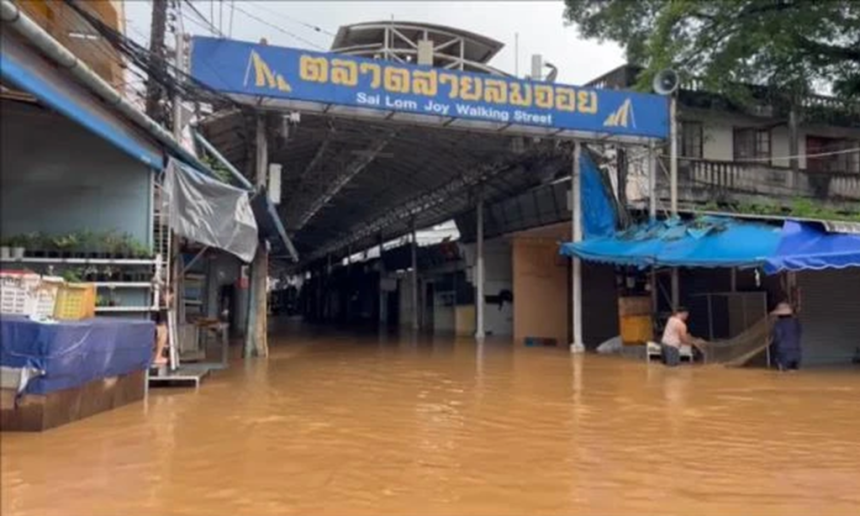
[807,136,860,174]
[733,128,771,164]
[680,121,704,159]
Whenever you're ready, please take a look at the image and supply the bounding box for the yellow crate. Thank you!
[54,283,96,320]
[620,315,653,345]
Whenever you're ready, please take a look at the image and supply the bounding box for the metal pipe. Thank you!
[669,96,680,310]
[475,187,485,340]
[0,0,205,172]
[193,131,254,189]
[410,217,419,332]
[571,141,585,353]
[648,140,657,220]
[670,95,679,216]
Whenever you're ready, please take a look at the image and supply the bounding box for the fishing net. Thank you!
[697,316,773,367]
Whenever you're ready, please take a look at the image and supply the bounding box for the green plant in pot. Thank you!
[130,239,152,259]
[26,232,47,257]
[117,233,136,259]
[0,235,12,260]
[76,230,97,258]
[62,268,83,283]
[52,234,79,258]
[102,231,122,259]
[83,265,98,282]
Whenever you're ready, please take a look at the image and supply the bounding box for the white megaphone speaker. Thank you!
[653,69,679,96]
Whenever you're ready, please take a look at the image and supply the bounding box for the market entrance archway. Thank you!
[188,27,669,353]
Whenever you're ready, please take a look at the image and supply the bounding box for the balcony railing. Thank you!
[656,158,860,205]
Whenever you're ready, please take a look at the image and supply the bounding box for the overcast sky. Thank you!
[124,1,624,85]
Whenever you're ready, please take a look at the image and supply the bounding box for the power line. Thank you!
[245,1,336,37]
[231,4,326,50]
[182,0,224,37]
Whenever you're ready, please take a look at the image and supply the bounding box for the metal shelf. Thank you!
[0,257,157,265]
[93,282,153,289]
[95,306,158,313]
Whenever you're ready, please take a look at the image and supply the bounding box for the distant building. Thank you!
[15,0,127,89]
[585,65,860,211]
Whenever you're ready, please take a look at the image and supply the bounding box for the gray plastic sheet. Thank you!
[163,159,258,262]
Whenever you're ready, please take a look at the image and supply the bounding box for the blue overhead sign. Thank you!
[190,36,669,140]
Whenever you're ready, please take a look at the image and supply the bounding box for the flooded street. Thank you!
[3,328,860,516]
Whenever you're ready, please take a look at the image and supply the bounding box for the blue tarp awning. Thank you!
[764,220,860,274]
[559,216,782,269]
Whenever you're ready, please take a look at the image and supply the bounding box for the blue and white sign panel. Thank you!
[191,36,669,140]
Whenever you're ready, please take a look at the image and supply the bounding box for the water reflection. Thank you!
[3,329,860,516]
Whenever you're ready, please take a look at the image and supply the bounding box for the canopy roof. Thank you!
[765,220,860,273]
[560,216,782,269]
[562,217,860,274]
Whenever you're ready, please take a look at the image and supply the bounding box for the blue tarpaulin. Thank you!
[580,153,617,240]
[0,316,154,395]
[560,216,782,269]
[764,220,860,274]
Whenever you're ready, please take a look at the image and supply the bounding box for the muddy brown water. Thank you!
[3,328,860,516]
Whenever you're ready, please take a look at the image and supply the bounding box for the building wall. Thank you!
[460,238,514,336]
[683,109,860,171]
[0,102,152,245]
[17,0,126,88]
[512,237,568,346]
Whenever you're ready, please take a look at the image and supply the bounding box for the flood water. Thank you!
[3,327,860,516]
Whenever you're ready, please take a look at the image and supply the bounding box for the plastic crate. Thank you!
[0,271,58,317]
[54,283,96,321]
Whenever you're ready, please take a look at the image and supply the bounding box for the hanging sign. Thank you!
[190,37,669,140]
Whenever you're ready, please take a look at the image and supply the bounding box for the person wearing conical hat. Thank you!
[770,301,802,371]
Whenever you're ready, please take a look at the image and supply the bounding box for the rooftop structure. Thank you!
[331,21,508,76]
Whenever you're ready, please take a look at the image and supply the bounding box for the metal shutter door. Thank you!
[797,269,860,365]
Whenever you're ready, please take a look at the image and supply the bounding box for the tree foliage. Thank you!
[564,0,860,99]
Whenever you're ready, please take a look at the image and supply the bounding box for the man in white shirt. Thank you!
[660,307,695,366]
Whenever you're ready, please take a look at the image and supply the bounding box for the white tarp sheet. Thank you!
[163,159,258,262]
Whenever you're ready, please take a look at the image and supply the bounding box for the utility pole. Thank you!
[669,94,680,311]
[570,141,585,354]
[245,114,270,358]
[145,0,169,123]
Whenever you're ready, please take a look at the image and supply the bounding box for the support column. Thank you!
[410,217,419,332]
[669,95,680,311]
[378,233,386,327]
[475,187,486,340]
[245,114,269,358]
[788,102,799,188]
[648,140,657,221]
[570,141,585,353]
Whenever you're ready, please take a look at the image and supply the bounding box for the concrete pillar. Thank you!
[475,188,485,340]
[411,217,419,332]
[669,95,680,311]
[378,233,387,327]
[570,142,585,353]
[245,114,269,358]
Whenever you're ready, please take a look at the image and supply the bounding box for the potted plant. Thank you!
[103,231,122,259]
[26,232,46,257]
[95,294,107,307]
[83,265,98,282]
[72,230,93,259]
[62,268,82,283]
[130,239,152,259]
[53,234,79,259]
[0,236,11,260]
[99,266,117,282]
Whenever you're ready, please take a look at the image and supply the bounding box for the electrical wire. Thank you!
[245,1,336,37]
[182,0,224,37]
[231,3,326,50]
